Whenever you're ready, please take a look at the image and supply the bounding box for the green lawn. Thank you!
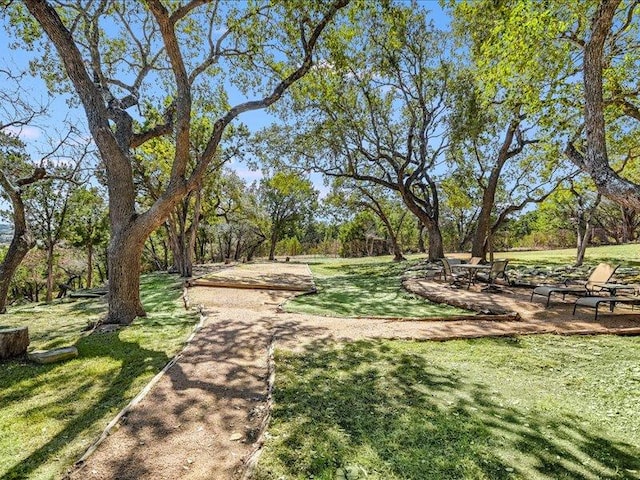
[0,273,198,480]
[284,256,470,318]
[256,335,640,480]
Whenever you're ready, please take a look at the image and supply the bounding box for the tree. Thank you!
[265,4,452,260]
[195,169,267,263]
[26,161,84,301]
[0,64,86,310]
[447,87,571,259]
[326,179,409,261]
[258,171,318,260]
[66,186,108,288]
[448,0,640,210]
[568,181,602,266]
[18,0,350,324]
[337,211,389,258]
[0,133,45,312]
[438,172,478,252]
[564,0,640,210]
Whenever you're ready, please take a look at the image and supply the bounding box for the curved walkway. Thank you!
[70,263,640,480]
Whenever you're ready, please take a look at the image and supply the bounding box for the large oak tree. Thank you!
[266,4,452,260]
[449,0,640,211]
[19,0,350,324]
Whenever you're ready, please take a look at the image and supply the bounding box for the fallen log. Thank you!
[28,346,78,364]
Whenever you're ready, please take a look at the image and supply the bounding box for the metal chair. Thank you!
[441,258,472,289]
[481,259,509,292]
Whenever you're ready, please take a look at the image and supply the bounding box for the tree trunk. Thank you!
[620,206,636,243]
[235,238,242,260]
[575,194,601,266]
[565,0,640,210]
[175,190,201,277]
[268,229,277,261]
[0,231,33,313]
[391,239,405,261]
[417,223,426,253]
[167,218,181,273]
[96,255,105,283]
[0,168,44,313]
[86,241,93,288]
[426,222,445,262]
[45,243,55,302]
[575,226,592,267]
[471,178,500,260]
[105,229,147,325]
[471,210,491,260]
[380,214,405,261]
[470,120,520,260]
[400,206,443,261]
[397,177,443,261]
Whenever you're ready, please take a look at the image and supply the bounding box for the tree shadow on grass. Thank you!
[1,330,170,480]
[257,340,640,480]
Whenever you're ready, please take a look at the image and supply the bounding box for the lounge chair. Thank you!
[573,295,640,321]
[530,262,619,308]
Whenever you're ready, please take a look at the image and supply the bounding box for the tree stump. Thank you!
[0,326,29,359]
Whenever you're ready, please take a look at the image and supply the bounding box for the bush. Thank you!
[516,229,576,250]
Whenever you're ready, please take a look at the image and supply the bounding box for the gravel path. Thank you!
[69,263,640,479]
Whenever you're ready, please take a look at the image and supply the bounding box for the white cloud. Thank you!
[232,167,263,181]
[3,125,43,141]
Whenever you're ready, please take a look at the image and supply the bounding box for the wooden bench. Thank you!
[572,296,640,321]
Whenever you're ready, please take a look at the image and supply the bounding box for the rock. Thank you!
[28,346,78,364]
[95,324,121,333]
[229,432,243,441]
[345,465,363,479]
[0,326,29,359]
[337,466,364,479]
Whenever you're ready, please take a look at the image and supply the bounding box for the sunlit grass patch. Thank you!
[284,257,471,318]
[256,335,640,480]
[0,273,197,480]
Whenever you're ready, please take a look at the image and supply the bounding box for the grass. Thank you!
[255,335,640,480]
[284,255,470,318]
[0,273,198,480]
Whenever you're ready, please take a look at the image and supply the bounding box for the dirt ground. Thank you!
[69,262,640,480]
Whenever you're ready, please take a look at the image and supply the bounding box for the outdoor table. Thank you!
[453,264,491,286]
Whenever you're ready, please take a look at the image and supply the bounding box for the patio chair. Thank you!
[530,262,619,308]
[469,256,484,265]
[481,259,509,292]
[440,258,472,288]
